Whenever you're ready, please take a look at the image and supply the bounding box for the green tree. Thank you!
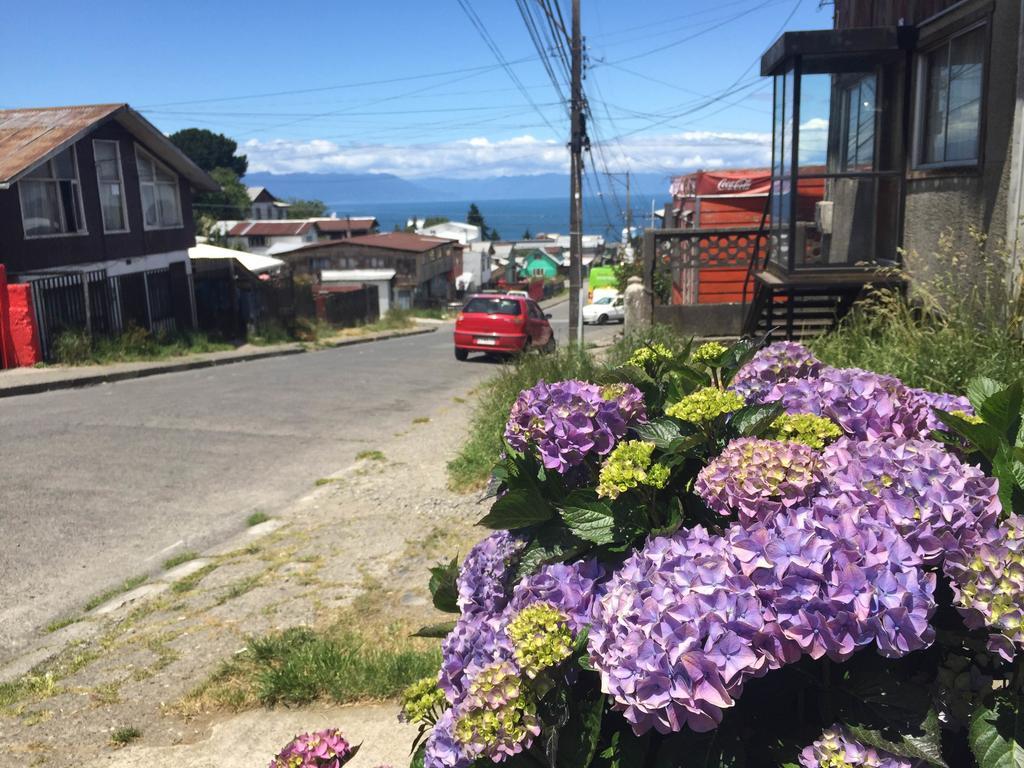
[490,228,501,241]
[523,228,532,239]
[424,216,450,227]
[285,198,328,219]
[466,203,490,238]
[194,167,251,226]
[169,128,247,176]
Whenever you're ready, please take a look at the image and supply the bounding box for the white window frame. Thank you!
[134,145,183,231]
[92,139,130,234]
[17,145,89,240]
[913,21,987,170]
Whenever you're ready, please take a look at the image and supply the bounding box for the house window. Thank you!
[840,74,876,171]
[93,140,128,233]
[249,235,268,247]
[918,24,985,166]
[135,146,182,229]
[18,146,86,237]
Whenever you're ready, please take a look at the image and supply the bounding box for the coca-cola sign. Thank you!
[717,178,753,192]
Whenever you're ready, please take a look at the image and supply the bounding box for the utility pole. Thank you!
[625,171,632,239]
[568,0,585,347]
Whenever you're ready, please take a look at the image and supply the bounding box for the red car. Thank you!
[453,294,556,361]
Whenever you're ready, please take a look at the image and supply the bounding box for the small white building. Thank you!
[416,220,482,245]
[320,268,397,314]
[246,187,290,220]
[223,220,319,255]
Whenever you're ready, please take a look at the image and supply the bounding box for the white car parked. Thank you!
[582,295,625,325]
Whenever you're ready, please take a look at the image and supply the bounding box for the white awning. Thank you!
[189,243,285,275]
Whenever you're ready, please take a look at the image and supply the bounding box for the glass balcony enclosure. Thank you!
[762,28,914,272]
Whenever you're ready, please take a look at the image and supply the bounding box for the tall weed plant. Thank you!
[811,227,1024,394]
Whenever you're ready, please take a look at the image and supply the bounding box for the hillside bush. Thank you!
[411,338,1024,768]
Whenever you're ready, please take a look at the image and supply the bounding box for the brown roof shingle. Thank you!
[227,221,314,237]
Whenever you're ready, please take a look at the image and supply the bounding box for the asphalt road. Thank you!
[0,300,619,658]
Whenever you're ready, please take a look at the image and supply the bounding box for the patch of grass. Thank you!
[217,575,263,605]
[246,511,270,527]
[90,681,121,706]
[184,627,440,711]
[44,616,78,633]
[162,550,199,570]
[363,309,417,333]
[110,725,142,747]
[84,574,149,612]
[810,229,1024,394]
[0,642,101,709]
[53,325,232,366]
[355,449,386,462]
[314,477,336,486]
[453,396,466,404]
[412,416,430,424]
[170,564,218,594]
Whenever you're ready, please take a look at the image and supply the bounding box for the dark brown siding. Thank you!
[0,120,196,275]
[834,0,963,28]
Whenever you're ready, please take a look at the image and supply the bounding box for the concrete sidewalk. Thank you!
[0,325,436,398]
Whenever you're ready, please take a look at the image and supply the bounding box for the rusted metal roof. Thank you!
[0,103,218,191]
[342,232,454,253]
[227,220,314,237]
[312,217,378,233]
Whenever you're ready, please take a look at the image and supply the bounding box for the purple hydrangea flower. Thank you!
[504,380,647,473]
[731,342,823,401]
[439,614,515,706]
[908,387,974,432]
[457,532,526,617]
[799,725,914,767]
[588,526,791,735]
[423,709,473,768]
[944,514,1024,661]
[269,729,355,768]
[506,559,607,632]
[589,510,935,736]
[818,437,1001,565]
[695,437,823,526]
[763,367,930,441]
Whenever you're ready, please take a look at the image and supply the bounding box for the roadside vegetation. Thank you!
[181,625,440,712]
[810,229,1024,393]
[52,326,232,366]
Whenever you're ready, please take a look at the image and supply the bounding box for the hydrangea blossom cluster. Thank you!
[691,341,728,366]
[505,559,607,632]
[504,379,647,473]
[819,438,1001,565]
[763,367,932,441]
[453,660,541,763]
[799,725,913,768]
[423,710,471,768]
[944,514,1024,661]
[627,343,674,370]
[665,387,745,424]
[695,437,823,525]
[400,676,447,725]
[588,508,936,735]
[767,412,844,449]
[506,602,574,678]
[597,440,670,499]
[731,341,823,401]
[908,387,974,432]
[269,729,355,768]
[457,532,526,617]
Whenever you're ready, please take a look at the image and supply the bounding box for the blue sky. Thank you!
[4,0,832,179]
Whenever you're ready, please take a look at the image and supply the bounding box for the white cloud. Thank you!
[242,129,771,178]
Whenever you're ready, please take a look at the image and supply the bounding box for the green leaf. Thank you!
[559,492,619,545]
[601,727,650,768]
[412,620,457,638]
[631,417,683,449]
[556,685,606,768]
[968,377,1008,415]
[978,381,1024,440]
[969,691,1024,768]
[731,402,784,437]
[936,409,1004,461]
[427,557,459,614]
[844,711,948,767]
[478,488,553,530]
[993,444,1024,515]
[410,742,426,768]
[513,523,588,581]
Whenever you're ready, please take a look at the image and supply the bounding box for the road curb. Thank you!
[0,326,437,399]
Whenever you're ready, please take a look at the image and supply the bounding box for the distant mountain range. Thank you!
[242,171,671,205]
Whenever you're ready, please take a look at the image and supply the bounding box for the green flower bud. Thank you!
[596,440,670,499]
[665,387,745,423]
[691,341,728,366]
[767,412,844,449]
[505,602,574,678]
[400,675,446,724]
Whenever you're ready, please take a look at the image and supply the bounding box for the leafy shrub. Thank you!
[811,228,1024,394]
[416,339,1024,768]
[52,325,231,365]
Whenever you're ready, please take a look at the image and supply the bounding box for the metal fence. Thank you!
[22,266,192,361]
